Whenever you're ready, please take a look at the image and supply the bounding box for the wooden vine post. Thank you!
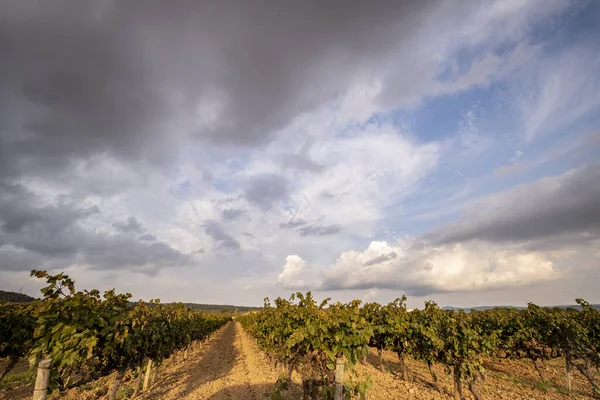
[453,365,463,400]
[131,365,143,399]
[107,369,125,400]
[32,359,52,400]
[142,359,153,392]
[150,364,158,386]
[565,357,572,394]
[334,357,344,400]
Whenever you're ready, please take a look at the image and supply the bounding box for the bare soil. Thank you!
[137,321,302,400]
[354,347,596,399]
[1,322,596,399]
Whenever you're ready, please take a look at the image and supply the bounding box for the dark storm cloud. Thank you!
[425,164,600,246]
[244,175,289,211]
[113,217,144,234]
[0,182,188,271]
[0,0,441,182]
[203,221,241,252]
[298,224,342,236]
[0,1,178,181]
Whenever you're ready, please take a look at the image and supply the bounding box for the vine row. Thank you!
[240,292,600,400]
[0,271,230,398]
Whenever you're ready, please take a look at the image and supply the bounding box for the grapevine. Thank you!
[1,270,230,398]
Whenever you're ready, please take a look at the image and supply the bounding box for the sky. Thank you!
[1,0,599,308]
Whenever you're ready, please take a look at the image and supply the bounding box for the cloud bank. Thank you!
[0,0,598,306]
[278,165,599,295]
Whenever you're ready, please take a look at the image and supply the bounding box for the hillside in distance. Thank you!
[443,304,600,312]
[0,289,261,312]
[180,303,261,313]
[0,289,36,303]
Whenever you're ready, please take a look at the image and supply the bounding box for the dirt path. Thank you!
[140,321,301,400]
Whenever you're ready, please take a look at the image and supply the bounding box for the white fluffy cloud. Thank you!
[277,255,308,288]
[277,240,556,295]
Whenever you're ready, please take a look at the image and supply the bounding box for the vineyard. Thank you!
[240,293,600,399]
[0,271,230,399]
[1,275,599,400]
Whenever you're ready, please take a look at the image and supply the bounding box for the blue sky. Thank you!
[0,0,599,308]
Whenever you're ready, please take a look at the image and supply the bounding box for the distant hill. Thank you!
[0,289,260,312]
[181,303,262,313]
[125,301,261,313]
[442,305,521,312]
[442,304,600,312]
[0,290,36,303]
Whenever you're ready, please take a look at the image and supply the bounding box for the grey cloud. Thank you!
[279,219,307,229]
[0,247,63,272]
[0,182,187,272]
[81,236,187,271]
[244,175,289,211]
[0,0,562,200]
[203,221,241,252]
[363,252,398,267]
[113,217,144,234]
[426,164,600,246]
[281,153,325,173]
[138,233,157,242]
[0,182,100,256]
[0,0,485,184]
[320,191,335,200]
[320,279,437,297]
[298,224,342,236]
[0,182,100,236]
[1,0,585,299]
[221,209,245,222]
[0,1,179,182]
[281,142,325,173]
